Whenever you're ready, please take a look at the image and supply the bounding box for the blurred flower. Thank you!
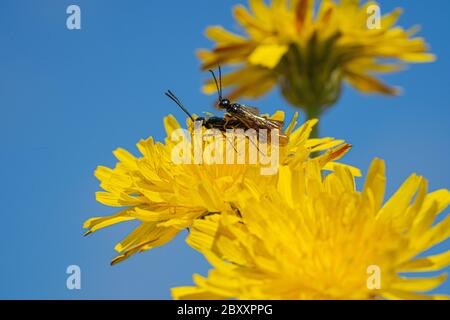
[173,159,450,300]
[199,0,435,125]
[84,112,355,265]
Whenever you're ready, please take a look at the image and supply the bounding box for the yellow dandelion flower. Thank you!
[199,0,435,119]
[84,111,356,265]
[173,159,450,300]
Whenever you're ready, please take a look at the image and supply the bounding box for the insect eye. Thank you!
[220,99,230,107]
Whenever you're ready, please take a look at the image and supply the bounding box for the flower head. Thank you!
[199,0,435,113]
[84,112,355,264]
[173,159,450,300]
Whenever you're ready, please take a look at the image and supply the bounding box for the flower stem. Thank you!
[305,107,320,139]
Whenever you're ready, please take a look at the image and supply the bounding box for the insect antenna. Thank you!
[208,67,222,101]
[165,90,195,122]
[218,65,223,99]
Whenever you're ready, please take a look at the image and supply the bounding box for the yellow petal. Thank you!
[113,148,138,170]
[363,158,386,212]
[187,215,221,253]
[399,251,450,272]
[83,209,135,235]
[172,286,226,300]
[248,44,289,68]
[400,52,437,63]
[377,173,422,225]
[390,274,447,292]
[95,191,145,207]
[164,114,182,139]
[205,26,245,44]
[345,71,399,95]
[249,0,270,21]
[382,289,449,300]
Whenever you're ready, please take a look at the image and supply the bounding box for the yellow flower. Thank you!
[173,159,450,300]
[199,0,435,115]
[84,112,355,265]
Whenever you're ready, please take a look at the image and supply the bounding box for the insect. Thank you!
[165,67,288,145]
[208,67,289,146]
[164,90,235,130]
[166,90,246,154]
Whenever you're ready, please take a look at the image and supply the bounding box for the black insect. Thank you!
[165,90,241,152]
[165,67,288,145]
[164,90,234,130]
[208,67,288,146]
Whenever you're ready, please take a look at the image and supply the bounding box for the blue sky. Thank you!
[0,0,448,299]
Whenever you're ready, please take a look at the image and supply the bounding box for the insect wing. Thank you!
[239,104,261,116]
[238,107,282,130]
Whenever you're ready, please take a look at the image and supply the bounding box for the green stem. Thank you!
[305,107,320,139]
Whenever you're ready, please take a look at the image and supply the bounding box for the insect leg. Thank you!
[221,118,239,154]
[238,117,268,157]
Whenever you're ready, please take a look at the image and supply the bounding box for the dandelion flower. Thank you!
[84,112,355,264]
[173,159,450,300]
[199,0,435,120]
